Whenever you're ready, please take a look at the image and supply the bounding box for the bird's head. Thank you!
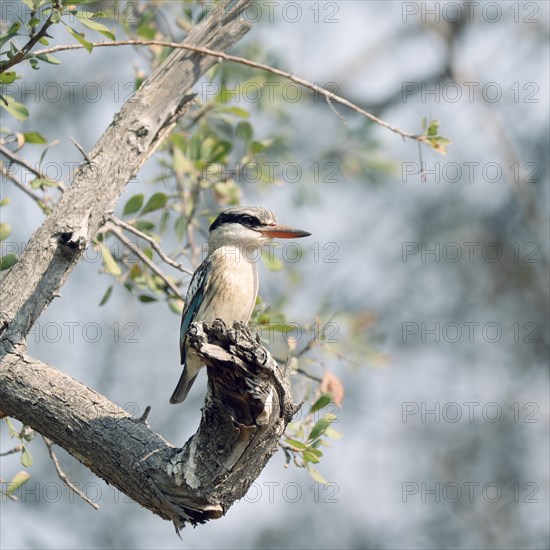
[208,206,311,253]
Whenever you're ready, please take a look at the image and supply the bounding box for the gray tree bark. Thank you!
[0,0,299,531]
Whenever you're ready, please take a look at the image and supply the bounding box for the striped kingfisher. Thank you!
[170,206,311,404]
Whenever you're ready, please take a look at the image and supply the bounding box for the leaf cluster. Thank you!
[0,418,35,499]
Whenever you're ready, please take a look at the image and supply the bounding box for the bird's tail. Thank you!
[169,368,198,404]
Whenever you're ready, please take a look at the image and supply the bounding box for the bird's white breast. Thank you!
[197,246,259,324]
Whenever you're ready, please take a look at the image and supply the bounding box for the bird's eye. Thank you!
[241,215,257,227]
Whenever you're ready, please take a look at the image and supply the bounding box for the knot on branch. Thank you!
[153,319,300,531]
[188,319,298,424]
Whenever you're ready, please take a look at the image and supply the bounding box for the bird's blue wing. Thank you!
[180,257,211,364]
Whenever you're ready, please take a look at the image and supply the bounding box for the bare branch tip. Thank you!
[70,137,91,164]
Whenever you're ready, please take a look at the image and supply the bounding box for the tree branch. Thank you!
[110,216,193,276]
[42,436,100,511]
[0,0,252,348]
[0,444,23,457]
[0,321,299,531]
[0,0,303,531]
[103,221,185,300]
[27,39,423,143]
[0,144,66,192]
[0,0,61,75]
[0,163,48,207]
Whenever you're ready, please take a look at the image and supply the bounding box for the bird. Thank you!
[170,206,311,404]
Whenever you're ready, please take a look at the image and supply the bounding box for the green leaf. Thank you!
[75,12,116,40]
[138,295,157,303]
[172,148,195,173]
[51,7,63,23]
[30,177,57,189]
[23,131,47,144]
[0,223,11,241]
[39,141,56,165]
[171,133,187,152]
[426,136,451,155]
[132,220,155,233]
[306,464,328,485]
[22,428,35,442]
[0,22,21,49]
[1,96,28,121]
[5,471,30,495]
[136,22,156,40]
[189,133,201,160]
[0,72,17,84]
[285,438,308,451]
[7,21,21,34]
[427,119,440,136]
[168,298,184,315]
[308,413,337,442]
[212,179,240,203]
[223,106,249,118]
[309,394,333,414]
[308,448,323,457]
[98,243,122,276]
[175,216,187,241]
[20,446,33,467]
[5,417,19,438]
[251,140,268,155]
[159,209,169,233]
[67,25,93,53]
[28,17,41,29]
[34,53,62,65]
[99,285,113,306]
[7,42,21,60]
[0,253,18,270]
[122,193,144,216]
[209,140,232,162]
[324,426,343,440]
[141,192,168,215]
[236,121,253,141]
[303,449,322,464]
[218,84,237,103]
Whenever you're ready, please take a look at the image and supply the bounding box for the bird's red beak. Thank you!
[259,223,311,239]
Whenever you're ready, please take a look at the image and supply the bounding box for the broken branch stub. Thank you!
[158,320,300,527]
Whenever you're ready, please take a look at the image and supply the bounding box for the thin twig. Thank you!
[70,137,91,164]
[0,145,66,192]
[0,0,62,75]
[317,342,360,366]
[279,443,294,465]
[325,97,347,121]
[138,405,151,423]
[42,436,100,510]
[182,101,217,130]
[1,163,47,206]
[0,444,23,457]
[105,223,185,300]
[294,367,323,383]
[294,337,317,359]
[28,40,422,143]
[110,216,193,275]
[418,140,425,183]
